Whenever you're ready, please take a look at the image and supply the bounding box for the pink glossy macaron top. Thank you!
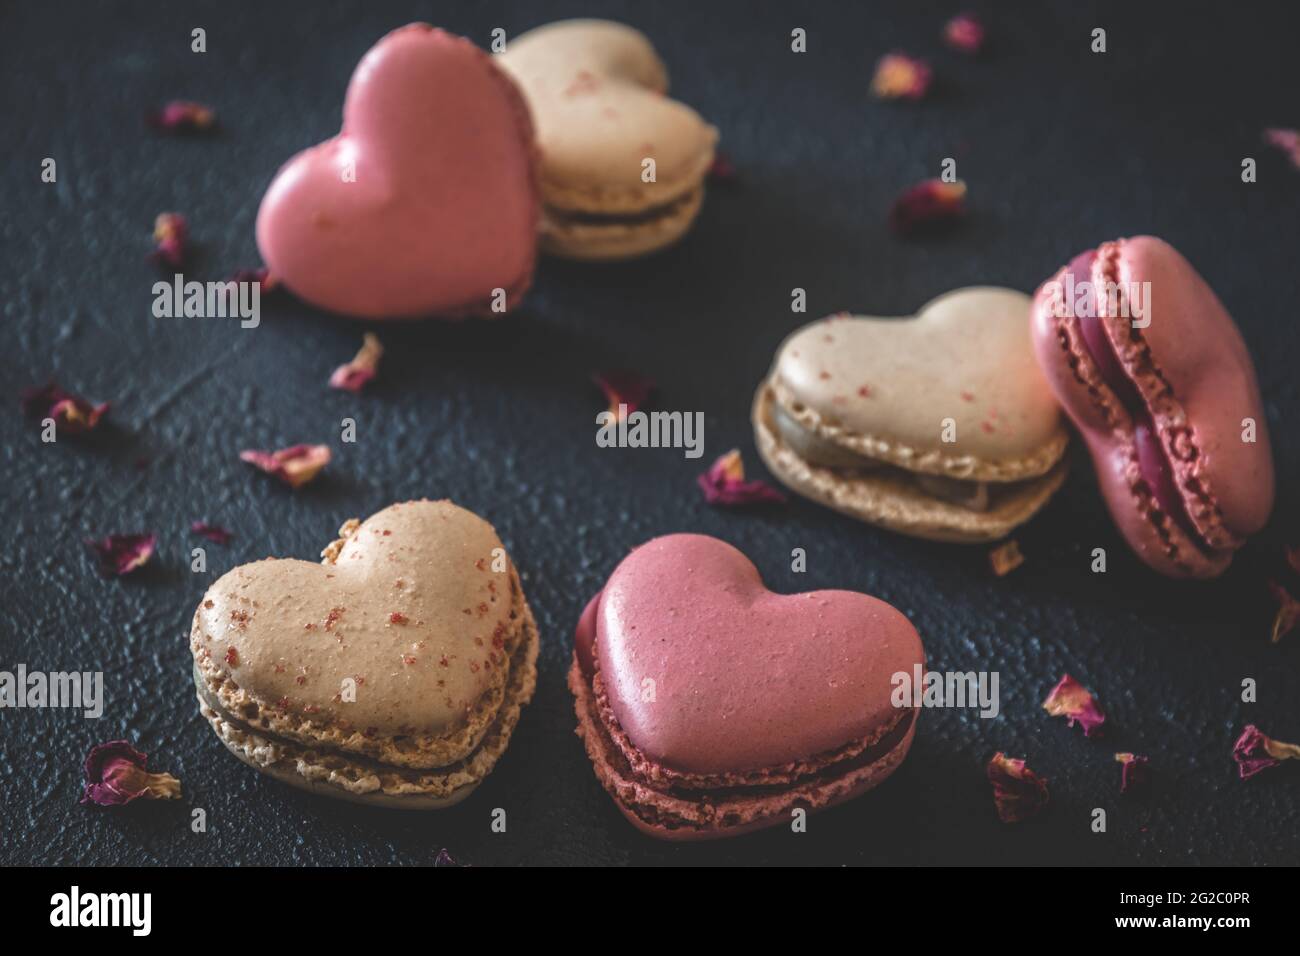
[576,534,924,775]
[256,24,539,320]
[1031,235,1273,576]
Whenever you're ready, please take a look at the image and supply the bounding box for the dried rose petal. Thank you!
[1267,579,1299,644]
[707,152,737,185]
[1233,725,1300,780]
[434,848,463,867]
[330,333,384,393]
[888,179,967,237]
[229,266,279,291]
[20,382,110,435]
[81,740,181,806]
[240,444,331,489]
[1115,752,1150,794]
[150,212,189,269]
[987,752,1049,823]
[988,539,1024,576]
[698,449,787,507]
[1042,674,1106,737]
[191,521,233,545]
[944,14,986,54]
[593,370,654,422]
[1286,544,1300,575]
[147,100,216,133]
[85,533,156,577]
[871,52,932,101]
[1264,128,1300,170]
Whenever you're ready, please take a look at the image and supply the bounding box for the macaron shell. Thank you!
[256,24,538,319]
[497,19,718,213]
[191,499,517,767]
[770,288,1069,481]
[753,383,1069,543]
[594,534,924,775]
[1107,236,1274,540]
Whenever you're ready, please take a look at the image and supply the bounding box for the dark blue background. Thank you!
[3,0,1297,865]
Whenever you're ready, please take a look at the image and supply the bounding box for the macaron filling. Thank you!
[543,186,701,233]
[769,398,1007,512]
[1066,252,1206,542]
[570,650,917,834]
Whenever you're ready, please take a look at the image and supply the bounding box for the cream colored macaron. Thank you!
[190,499,539,808]
[753,288,1070,543]
[497,19,717,260]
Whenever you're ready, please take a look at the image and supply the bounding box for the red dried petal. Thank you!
[1264,128,1300,170]
[81,740,181,806]
[871,53,932,101]
[593,370,654,422]
[240,444,331,489]
[1042,674,1106,737]
[147,100,216,133]
[1286,544,1300,575]
[149,212,189,269]
[1233,725,1300,780]
[987,752,1049,823]
[1114,752,1150,794]
[988,540,1024,576]
[229,266,279,291]
[190,521,233,545]
[20,382,110,435]
[85,533,156,577]
[888,179,967,237]
[434,848,463,867]
[1267,579,1300,644]
[944,14,986,54]
[329,333,384,393]
[697,449,787,507]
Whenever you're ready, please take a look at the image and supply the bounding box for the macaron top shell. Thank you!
[771,287,1068,479]
[582,534,924,775]
[192,500,511,741]
[497,19,718,213]
[256,24,538,319]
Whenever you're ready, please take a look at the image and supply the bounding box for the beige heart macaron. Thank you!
[190,499,539,809]
[753,288,1070,542]
[497,18,718,260]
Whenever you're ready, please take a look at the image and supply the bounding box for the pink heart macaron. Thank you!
[256,24,539,319]
[569,534,924,840]
[1031,236,1274,577]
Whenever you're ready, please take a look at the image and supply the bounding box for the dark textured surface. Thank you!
[2,0,1298,866]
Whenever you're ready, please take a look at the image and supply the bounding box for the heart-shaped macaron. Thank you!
[497,19,717,260]
[754,287,1070,542]
[191,500,539,808]
[256,25,539,319]
[570,534,924,840]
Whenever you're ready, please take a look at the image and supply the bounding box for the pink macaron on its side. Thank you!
[568,534,925,841]
[1031,236,1274,577]
[256,24,539,320]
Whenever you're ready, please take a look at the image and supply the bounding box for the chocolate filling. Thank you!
[1067,252,1200,540]
[547,188,698,228]
[769,400,1001,512]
